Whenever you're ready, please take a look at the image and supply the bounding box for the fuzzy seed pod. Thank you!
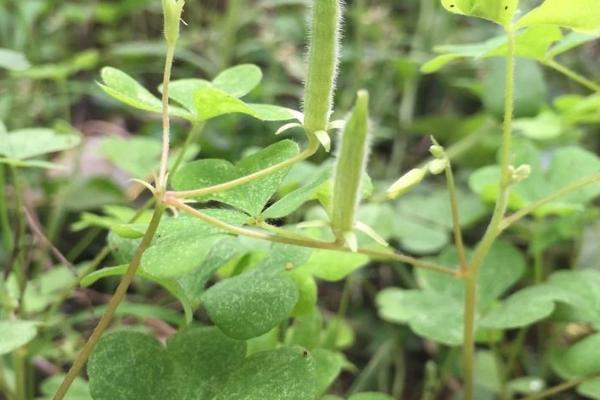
[303,0,342,135]
[331,90,370,239]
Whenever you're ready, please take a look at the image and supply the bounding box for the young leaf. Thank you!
[172,140,299,216]
[214,346,317,400]
[0,48,30,71]
[141,211,247,277]
[194,86,259,121]
[0,320,38,355]
[212,64,262,98]
[202,270,299,339]
[440,0,519,26]
[262,166,332,219]
[0,128,80,160]
[296,250,369,281]
[516,0,600,32]
[99,67,191,119]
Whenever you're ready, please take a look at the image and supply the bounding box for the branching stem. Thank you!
[462,26,516,400]
[52,205,165,400]
[167,198,457,276]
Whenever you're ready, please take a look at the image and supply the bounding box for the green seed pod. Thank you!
[330,90,370,240]
[162,0,185,45]
[303,0,342,135]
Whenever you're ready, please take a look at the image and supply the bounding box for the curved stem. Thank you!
[168,136,320,199]
[462,26,516,400]
[52,205,165,400]
[445,162,468,272]
[167,199,457,276]
[158,44,176,192]
[500,172,600,231]
[543,59,600,93]
[520,374,600,400]
[0,165,12,252]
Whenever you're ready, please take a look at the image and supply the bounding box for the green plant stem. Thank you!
[0,165,12,252]
[0,363,16,400]
[9,167,27,309]
[169,136,320,199]
[500,172,600,230]
[444,162,467,271]
[14,348,27,400]
[520,374,600,400]
[158,44,176,192]
[168,199,457,276]
[462,26,516,400]
[52,205,166,400]
[543,59,600,93]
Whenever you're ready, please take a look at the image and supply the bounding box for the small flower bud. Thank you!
[429,136,446,159]
[428,158,448,175]
[387,168,427,199]
[510,164,531,184]
[162,0,185,45]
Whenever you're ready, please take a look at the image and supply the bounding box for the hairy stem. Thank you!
[158,44,176,192]
[543,59,600,93]
[169,136,320,199]
[0,165,12,252]
[168,199,457,276]
[444,162,468,272]
[462,26,516,400]
[303,0,341,134]
[52,205,165,400]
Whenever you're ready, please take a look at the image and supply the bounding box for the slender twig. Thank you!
[543,59,600,93]
[444,162,468,272]
[520,374,600,400]
[23,207,76,274]
[157,44,176,192]
[52,205,165,400]
[500,172,600,231]
[0,165,13,252]
[167,198,458,276]
[168,136,320,199]
[462,26,517,400]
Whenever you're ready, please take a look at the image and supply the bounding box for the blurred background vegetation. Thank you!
[1,0,600,398]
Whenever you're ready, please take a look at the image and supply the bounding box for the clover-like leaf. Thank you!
[377,241,526,346]
[202,269,299,339]
[80,265,194,323]
[212,64,262,98]
[262,165,332,219]
[0,128,80,160]
[88,328,246,400]
[99,67,191,119]
[422,26,563,74]
[516,0,600,32]
[440,0,518,26]
[470,144,600,217]
[172,140,299,216]
[481,269,600,329]
[214,346,317,400]
[0,320,38,355]
[296,250,370,282]
[141,211,248,277]
[0,48,30,71]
